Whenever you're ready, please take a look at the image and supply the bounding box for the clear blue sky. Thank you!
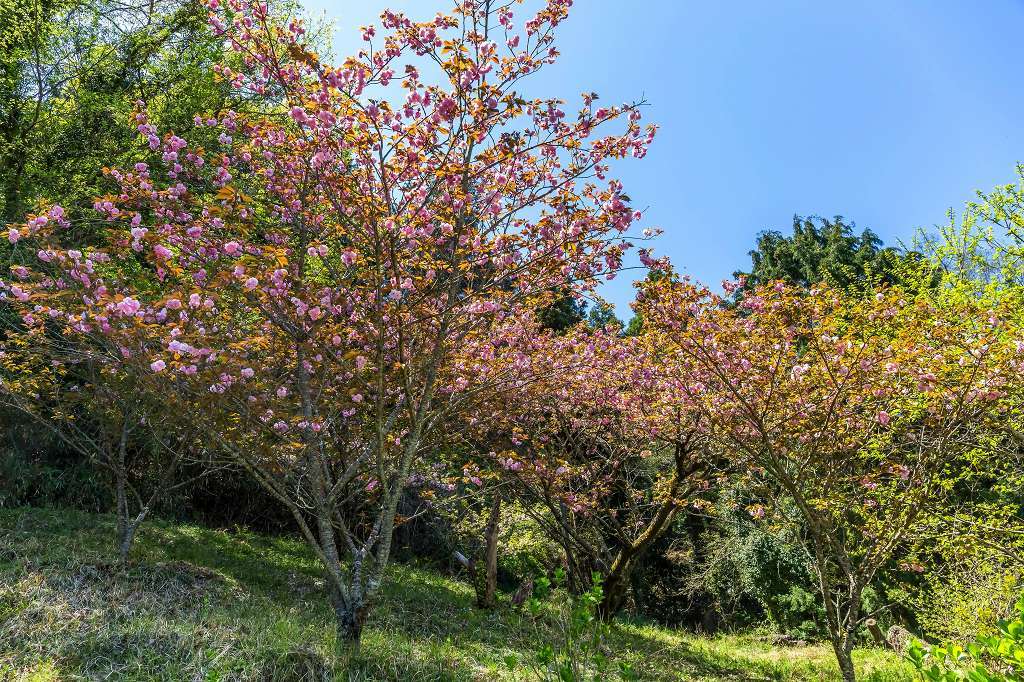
[304,0,1024,318]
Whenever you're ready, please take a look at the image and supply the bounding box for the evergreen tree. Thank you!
[735,215,912,293]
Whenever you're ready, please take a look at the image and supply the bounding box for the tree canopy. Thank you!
[735,215,915,294]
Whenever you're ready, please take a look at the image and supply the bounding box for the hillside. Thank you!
[0,508,912,681]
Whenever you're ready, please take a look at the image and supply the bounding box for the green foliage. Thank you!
[0,421,107,511]
[914,558,1021,644]
[538,294,622,334]
[0,0,227,224]
[496,504,563,587]
[622,314,644,336]
[909,596,1024,681]
[586,301,623,331]
[538,290,589,332]
[735,215,918,294]
[915,164,1024,291]
[642,491,829,637]
[523,570,638,681]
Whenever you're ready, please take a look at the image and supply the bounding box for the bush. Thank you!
[909,595,1024,681]
[638,495,828,637]
[914,558,1021,644]
[0,415,108,511]
[521,570,638,681]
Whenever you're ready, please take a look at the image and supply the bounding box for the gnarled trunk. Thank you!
[599,560,631,618]
[597,441,694,620]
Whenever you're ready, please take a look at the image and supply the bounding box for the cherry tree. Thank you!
[466,325,712,618]
[637,275,1020,681]
[0,312,207,560]
[0,0,655,647]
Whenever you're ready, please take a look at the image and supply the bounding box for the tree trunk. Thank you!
[112,420,136,560]
[597,441,697,620]
[330,586,368,656]
[831,636,856,682]
[115,471,129,554]
[598,561,630,619]
[118,520,139,562]
[113,462,140,561]
[476,495,501,609]
[117,508,149,562]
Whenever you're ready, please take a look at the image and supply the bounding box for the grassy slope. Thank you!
[0,507,913,681]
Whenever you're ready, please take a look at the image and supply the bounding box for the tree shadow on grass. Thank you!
[363,571,800,681]
[140,521,324,598]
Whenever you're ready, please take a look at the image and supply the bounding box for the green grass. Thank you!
[0,507,915,681]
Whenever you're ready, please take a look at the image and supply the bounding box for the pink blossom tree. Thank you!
[637,274,1021,681]
[1,0,655,647]
[465,324,712,618]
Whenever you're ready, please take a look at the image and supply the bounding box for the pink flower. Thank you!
[241,367,255,378]
[116,298,141,316]
[877,411,890,426]
[437,97,457,120]
[224,241,241,256]
[150,359,166,372]
[7,228,20,244]
[153,244,172,259]
[244,277,258,291]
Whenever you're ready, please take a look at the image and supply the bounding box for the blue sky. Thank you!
[303,0,1024,318]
